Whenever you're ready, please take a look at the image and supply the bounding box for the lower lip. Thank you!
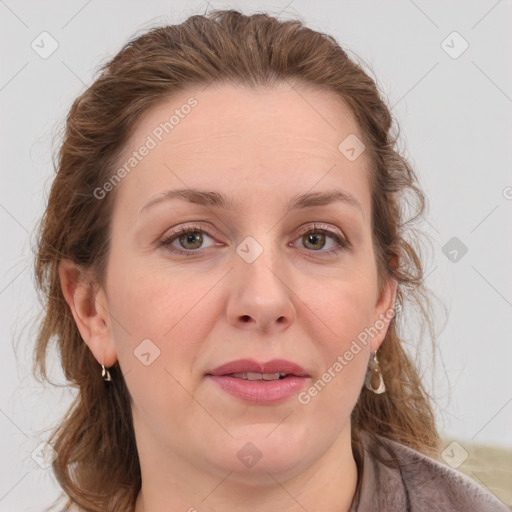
[207,375,309,404]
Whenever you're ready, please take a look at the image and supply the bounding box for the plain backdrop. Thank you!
[1,0,511,510]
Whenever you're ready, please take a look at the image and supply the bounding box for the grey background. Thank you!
[1,0,511,510]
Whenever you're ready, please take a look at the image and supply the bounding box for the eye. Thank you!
[292,223,350,255]
[159,222,350,257]
[160,224,218,256]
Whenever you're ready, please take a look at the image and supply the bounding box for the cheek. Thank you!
[106,259,224,373]
[309,272,376,348]
[106,263,224,436]
[300,275,375,409]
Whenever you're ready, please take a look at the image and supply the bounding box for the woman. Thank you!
[33,9,508,512]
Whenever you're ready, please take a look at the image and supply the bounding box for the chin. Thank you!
[205,426,315,483]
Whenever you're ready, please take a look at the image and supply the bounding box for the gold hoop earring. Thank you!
[101,364,112,382]
[364,350,385,394]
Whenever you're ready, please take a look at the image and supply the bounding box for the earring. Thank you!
[101,364,112,382]
[364,350,385,394]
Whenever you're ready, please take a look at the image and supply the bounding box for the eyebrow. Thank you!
[139,188,363,217]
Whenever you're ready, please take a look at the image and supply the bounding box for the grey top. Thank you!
[349,431,509,511]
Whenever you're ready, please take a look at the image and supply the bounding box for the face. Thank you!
[90,82,396,484]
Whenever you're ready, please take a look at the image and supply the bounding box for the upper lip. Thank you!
[207,359,310,377]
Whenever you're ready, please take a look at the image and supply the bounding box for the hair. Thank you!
[33,8,443,512]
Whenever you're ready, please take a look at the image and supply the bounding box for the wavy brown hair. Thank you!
[33,9,443,511]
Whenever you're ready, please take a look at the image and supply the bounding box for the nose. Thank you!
[225,240,296,335]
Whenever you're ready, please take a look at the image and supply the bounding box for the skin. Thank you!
[59,81,397,512]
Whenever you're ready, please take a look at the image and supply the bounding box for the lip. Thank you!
[206,359,310,404]
[207,358,310,377]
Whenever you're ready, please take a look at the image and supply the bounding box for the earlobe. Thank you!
[370,275,398,352]
[58,259,117,367]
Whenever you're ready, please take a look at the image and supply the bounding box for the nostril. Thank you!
[241,315,251,322]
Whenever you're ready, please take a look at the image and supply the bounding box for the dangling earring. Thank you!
[101,364,112,382]
[365,350,385,394]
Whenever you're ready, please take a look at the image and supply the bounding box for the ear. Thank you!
[370,268,398,353]
[58,259,117,367]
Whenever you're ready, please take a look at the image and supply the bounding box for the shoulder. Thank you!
[353,430,509,512]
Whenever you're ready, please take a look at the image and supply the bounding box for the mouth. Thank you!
[205,359,310,404]
[226,372,291,380]
[206,358,310,378]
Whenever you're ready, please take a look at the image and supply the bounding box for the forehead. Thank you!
[112,81,371,218]
[124,81,362,153]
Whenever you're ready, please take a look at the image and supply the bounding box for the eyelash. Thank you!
[159,223,351,258]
